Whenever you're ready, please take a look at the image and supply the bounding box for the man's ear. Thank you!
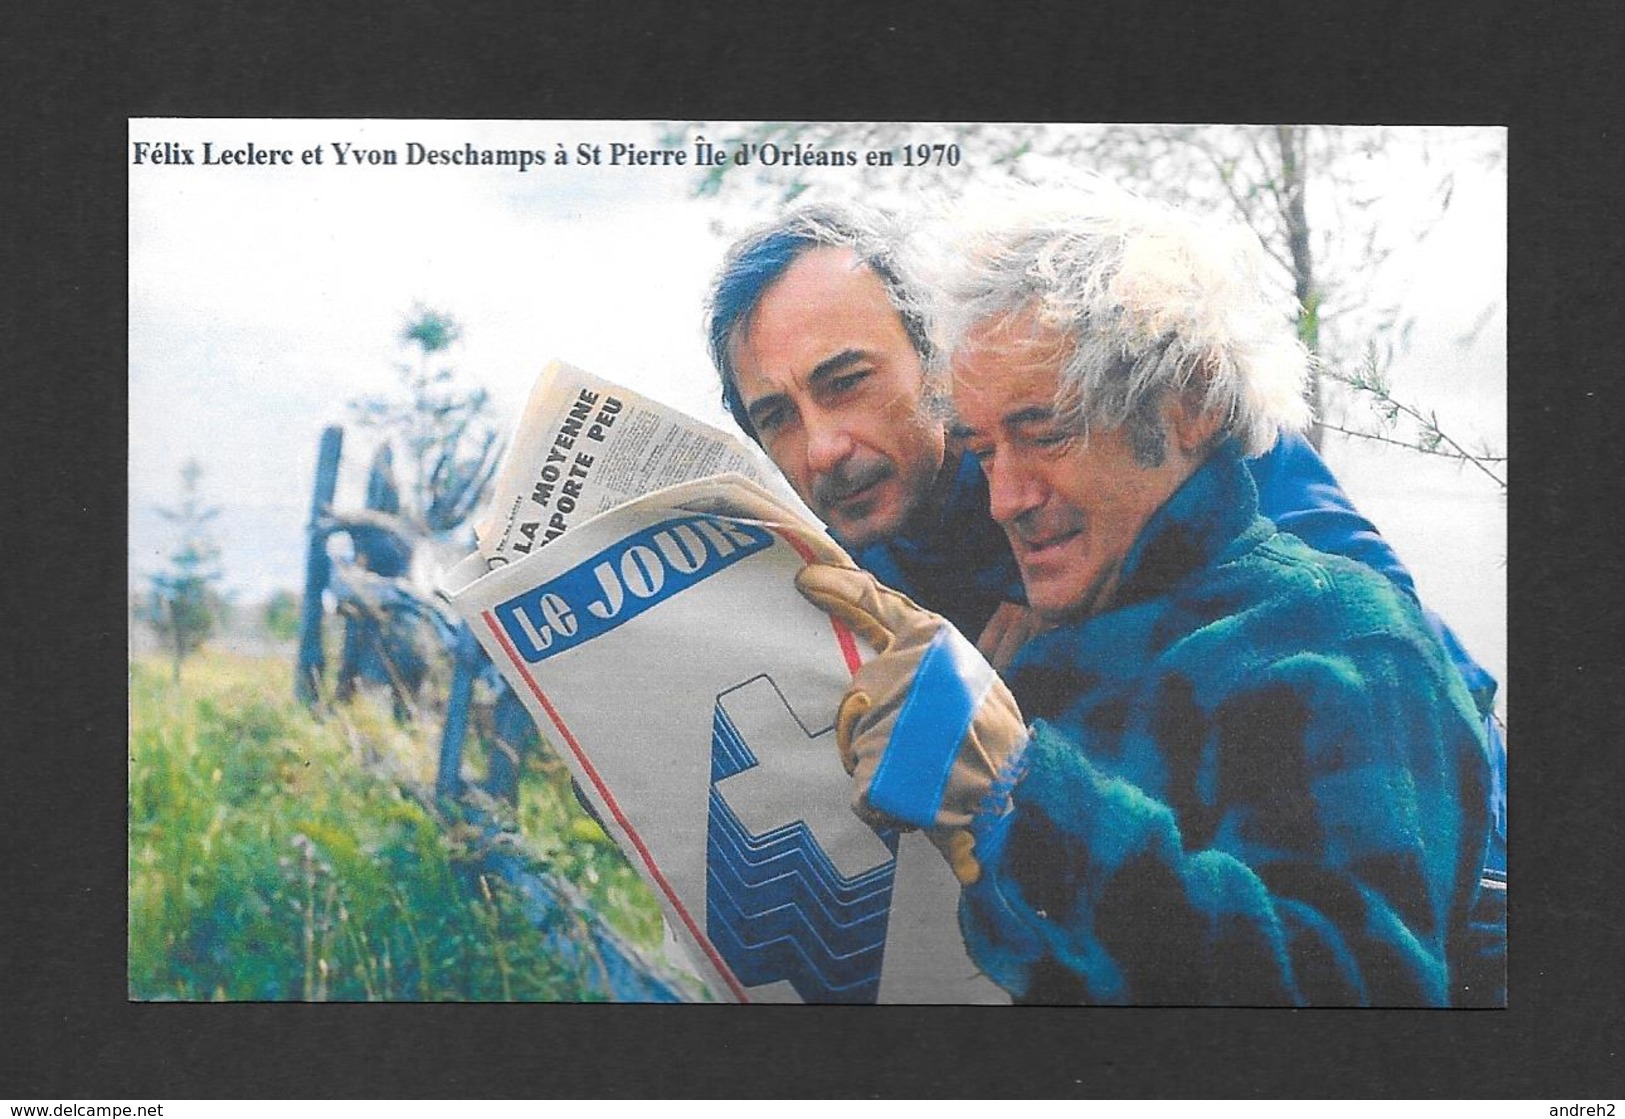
[1170,362,1228,457]
[1169,383,1225,457]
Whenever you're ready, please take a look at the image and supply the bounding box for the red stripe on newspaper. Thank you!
[481,610,751,1004]
[773,529,863,676]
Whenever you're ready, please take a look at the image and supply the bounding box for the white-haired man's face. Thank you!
[730,246,946,549]
[949,308,1217,622]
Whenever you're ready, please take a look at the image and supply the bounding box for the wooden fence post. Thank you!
[296,426,343,707]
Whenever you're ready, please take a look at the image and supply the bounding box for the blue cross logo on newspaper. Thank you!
[706,676,898,1003]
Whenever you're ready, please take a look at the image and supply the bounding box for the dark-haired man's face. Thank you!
[731,246,946,549]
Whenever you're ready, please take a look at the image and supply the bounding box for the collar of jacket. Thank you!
[1109,437,1273,609]
[889,449,1007,570]
[847,448,1022,594]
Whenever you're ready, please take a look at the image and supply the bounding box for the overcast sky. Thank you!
[128,119,1505,691]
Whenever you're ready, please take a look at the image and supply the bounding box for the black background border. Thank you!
[5,0,1620,1099]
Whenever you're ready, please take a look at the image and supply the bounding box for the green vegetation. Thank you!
[142,459,226,681]
[261,590,302,643]
[129,649,667,1000]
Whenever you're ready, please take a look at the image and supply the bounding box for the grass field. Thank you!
[128,647,670,1001]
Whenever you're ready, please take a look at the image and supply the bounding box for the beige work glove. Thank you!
[795,562,1030,885]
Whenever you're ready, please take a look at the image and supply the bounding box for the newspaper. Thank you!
[444,361,1005,1004]
[475,359,802,565]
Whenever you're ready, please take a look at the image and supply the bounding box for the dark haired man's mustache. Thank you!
[812,459,891,507]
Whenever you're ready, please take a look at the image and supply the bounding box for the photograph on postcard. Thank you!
[129,119,1505,1004]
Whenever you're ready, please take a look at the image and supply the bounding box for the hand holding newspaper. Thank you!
[443,361,1005,1003]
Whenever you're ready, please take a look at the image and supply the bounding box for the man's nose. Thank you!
[986,453,1044,526]
[804,411,855,475]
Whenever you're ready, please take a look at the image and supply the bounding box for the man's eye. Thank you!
[1030,429,1074,450]
[829,369,871,394]
[753,408,787,434]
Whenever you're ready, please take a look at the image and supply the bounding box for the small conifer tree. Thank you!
[147,459,224,681]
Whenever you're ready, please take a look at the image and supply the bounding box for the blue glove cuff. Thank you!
[867,625,997,828]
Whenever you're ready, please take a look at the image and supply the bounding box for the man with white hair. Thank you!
[791,185,1502,1004]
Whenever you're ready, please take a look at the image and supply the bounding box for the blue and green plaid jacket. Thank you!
[962,440,1495,1005]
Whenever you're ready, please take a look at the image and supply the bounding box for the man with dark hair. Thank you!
[707,207,1021,645]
